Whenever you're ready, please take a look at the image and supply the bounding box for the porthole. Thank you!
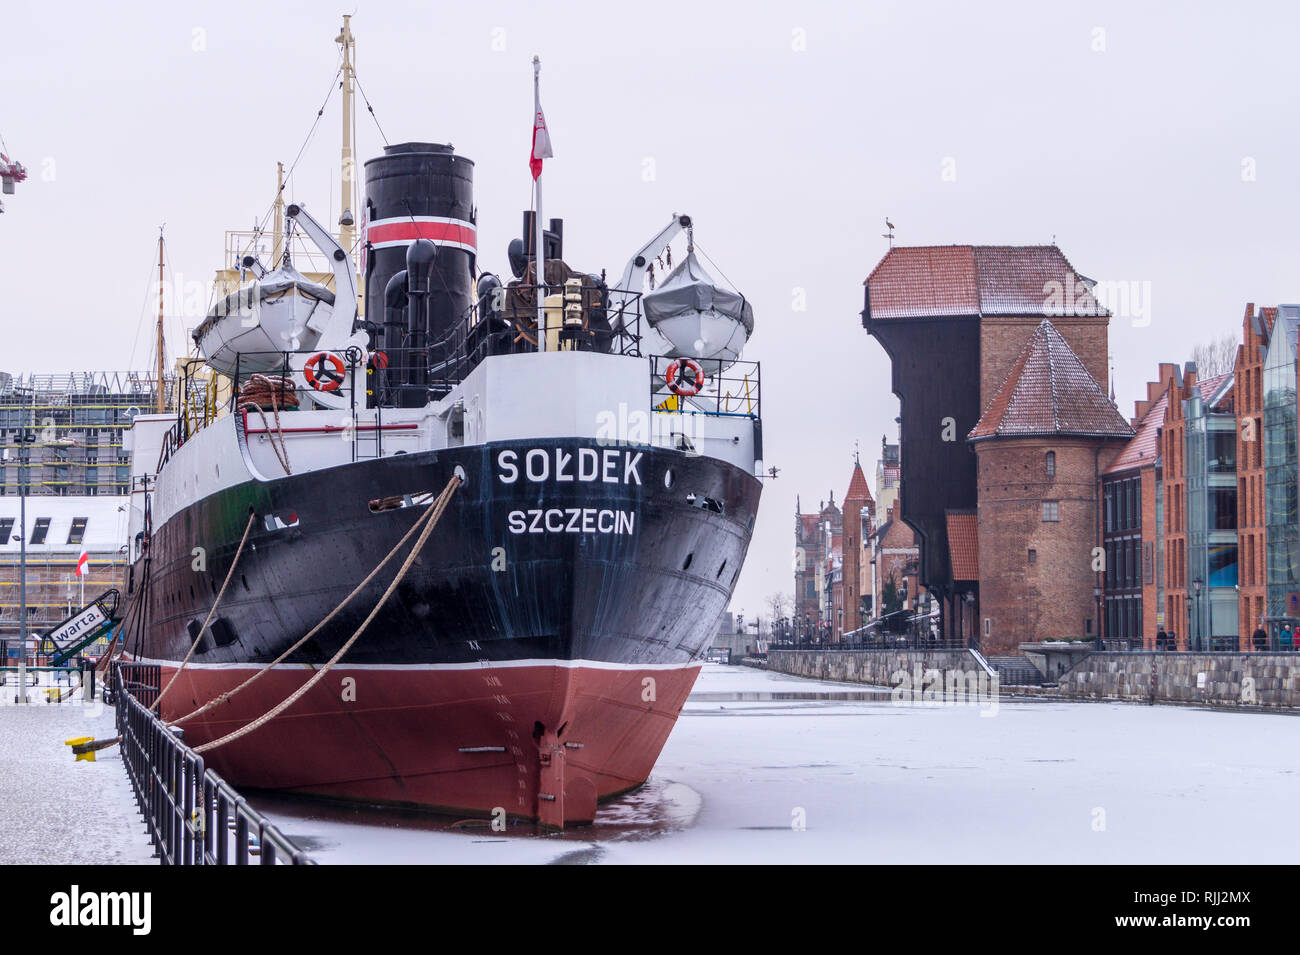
[682,552,694,571]
[717,559,727,580]
[663,469,674,489]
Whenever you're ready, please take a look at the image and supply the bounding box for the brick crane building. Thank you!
[862,245,1120,650]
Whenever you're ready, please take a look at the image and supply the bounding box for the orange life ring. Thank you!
[304,352,346,392]
[666,358,705,397]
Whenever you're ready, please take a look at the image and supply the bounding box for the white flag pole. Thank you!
[533,55,546,352]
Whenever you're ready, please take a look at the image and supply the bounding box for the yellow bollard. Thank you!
[64,736,96,762]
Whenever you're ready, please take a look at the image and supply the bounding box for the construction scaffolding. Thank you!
[0,370,195,496]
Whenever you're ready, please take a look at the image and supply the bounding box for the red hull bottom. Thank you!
[158,661,701,827]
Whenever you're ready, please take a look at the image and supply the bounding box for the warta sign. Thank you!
[45,604,107,648]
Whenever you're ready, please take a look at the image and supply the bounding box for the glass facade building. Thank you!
[1264,308,1300,635]
[1183,378,1238,650]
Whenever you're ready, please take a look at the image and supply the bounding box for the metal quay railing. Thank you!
[113,662,315,866]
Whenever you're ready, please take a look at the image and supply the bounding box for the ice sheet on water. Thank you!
[253,664,1300,865]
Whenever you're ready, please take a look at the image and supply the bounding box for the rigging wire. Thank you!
[235,56,345,266]
[692,241,741,293]
[352,70,390,147]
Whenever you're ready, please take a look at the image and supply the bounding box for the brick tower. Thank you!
[968,320,1134,653]
[842,456,873,636]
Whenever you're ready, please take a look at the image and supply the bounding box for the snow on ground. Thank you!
[254,664,1300,865]
[0,684,157,865]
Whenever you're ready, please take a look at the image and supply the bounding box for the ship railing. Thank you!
[153,369,225,474]
[648,356,761,419]
[112,662,316,865]
[771,633,973,651]
[220,228,347,283]
[424,282,644,398]
[202,282,644,413]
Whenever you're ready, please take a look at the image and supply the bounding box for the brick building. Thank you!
[968,321,1133,654]
[842,458,872,634]
[859,238,1300,654]
[862,244,1117,650]
[793,494,843,639]
[1235,305,1272,647]
[870,501,920,626]
[1100,302,1300,652]
[1101,364,1178,648]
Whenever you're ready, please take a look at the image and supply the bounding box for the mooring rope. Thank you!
[151,510,257,714]
[169,486,448,728]
[239,375,297,476]
[193,474,460,754]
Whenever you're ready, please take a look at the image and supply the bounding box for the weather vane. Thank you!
[883,217,895,248]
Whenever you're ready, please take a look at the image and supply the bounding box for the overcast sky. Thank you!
[3,0,1299,619]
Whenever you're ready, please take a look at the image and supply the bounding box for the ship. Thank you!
[119,17,764,828]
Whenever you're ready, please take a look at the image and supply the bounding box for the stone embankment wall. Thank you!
[1058,652,1300,708]
[766,649,1300,709]
[766,649,987,686]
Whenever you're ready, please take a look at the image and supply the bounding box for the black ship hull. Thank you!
[131,438,760,824]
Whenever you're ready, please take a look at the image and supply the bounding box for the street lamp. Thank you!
[1193,577,1203,651]
[1093,584,1103,650]
[837,607,843,641]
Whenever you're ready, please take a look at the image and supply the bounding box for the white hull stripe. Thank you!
[132,655,703,672]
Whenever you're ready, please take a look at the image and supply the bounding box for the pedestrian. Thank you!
[1282,624,1294,651]
[1156,627,1168,650]
[1167,629,1177,651]
[1253,626,1268,652]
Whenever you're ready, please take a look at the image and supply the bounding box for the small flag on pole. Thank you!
[530,56,553,181]
[76,550,89,577]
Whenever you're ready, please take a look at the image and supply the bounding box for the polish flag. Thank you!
[530,69,552,180]
[76,550,89,577]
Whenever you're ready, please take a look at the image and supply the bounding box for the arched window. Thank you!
[1045,451,1056,477]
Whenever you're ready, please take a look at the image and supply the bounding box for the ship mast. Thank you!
[156,227,166,413]
[272,161,286,265]
[337,16,357,253]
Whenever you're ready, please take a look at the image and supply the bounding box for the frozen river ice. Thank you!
[251,663,1300,865]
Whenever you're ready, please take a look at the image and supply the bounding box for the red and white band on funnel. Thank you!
[365,216,477,254]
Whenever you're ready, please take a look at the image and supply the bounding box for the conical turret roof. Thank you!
[969,321,1134,442]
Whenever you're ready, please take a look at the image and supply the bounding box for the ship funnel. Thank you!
[363,142,475,378]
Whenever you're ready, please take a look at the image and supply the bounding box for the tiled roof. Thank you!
[845,462,872,503]
[1202,372,1232,411]
[946,511,979,581]
[865,245,1108,321]
[1104,389,1169,474]
[969,320,1135,441]
[865,246,978,319]
[1200,373,1228,399]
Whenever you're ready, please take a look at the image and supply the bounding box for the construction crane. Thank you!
[0,151,28,214]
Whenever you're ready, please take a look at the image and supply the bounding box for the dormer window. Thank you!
[1045,451,1056,477]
